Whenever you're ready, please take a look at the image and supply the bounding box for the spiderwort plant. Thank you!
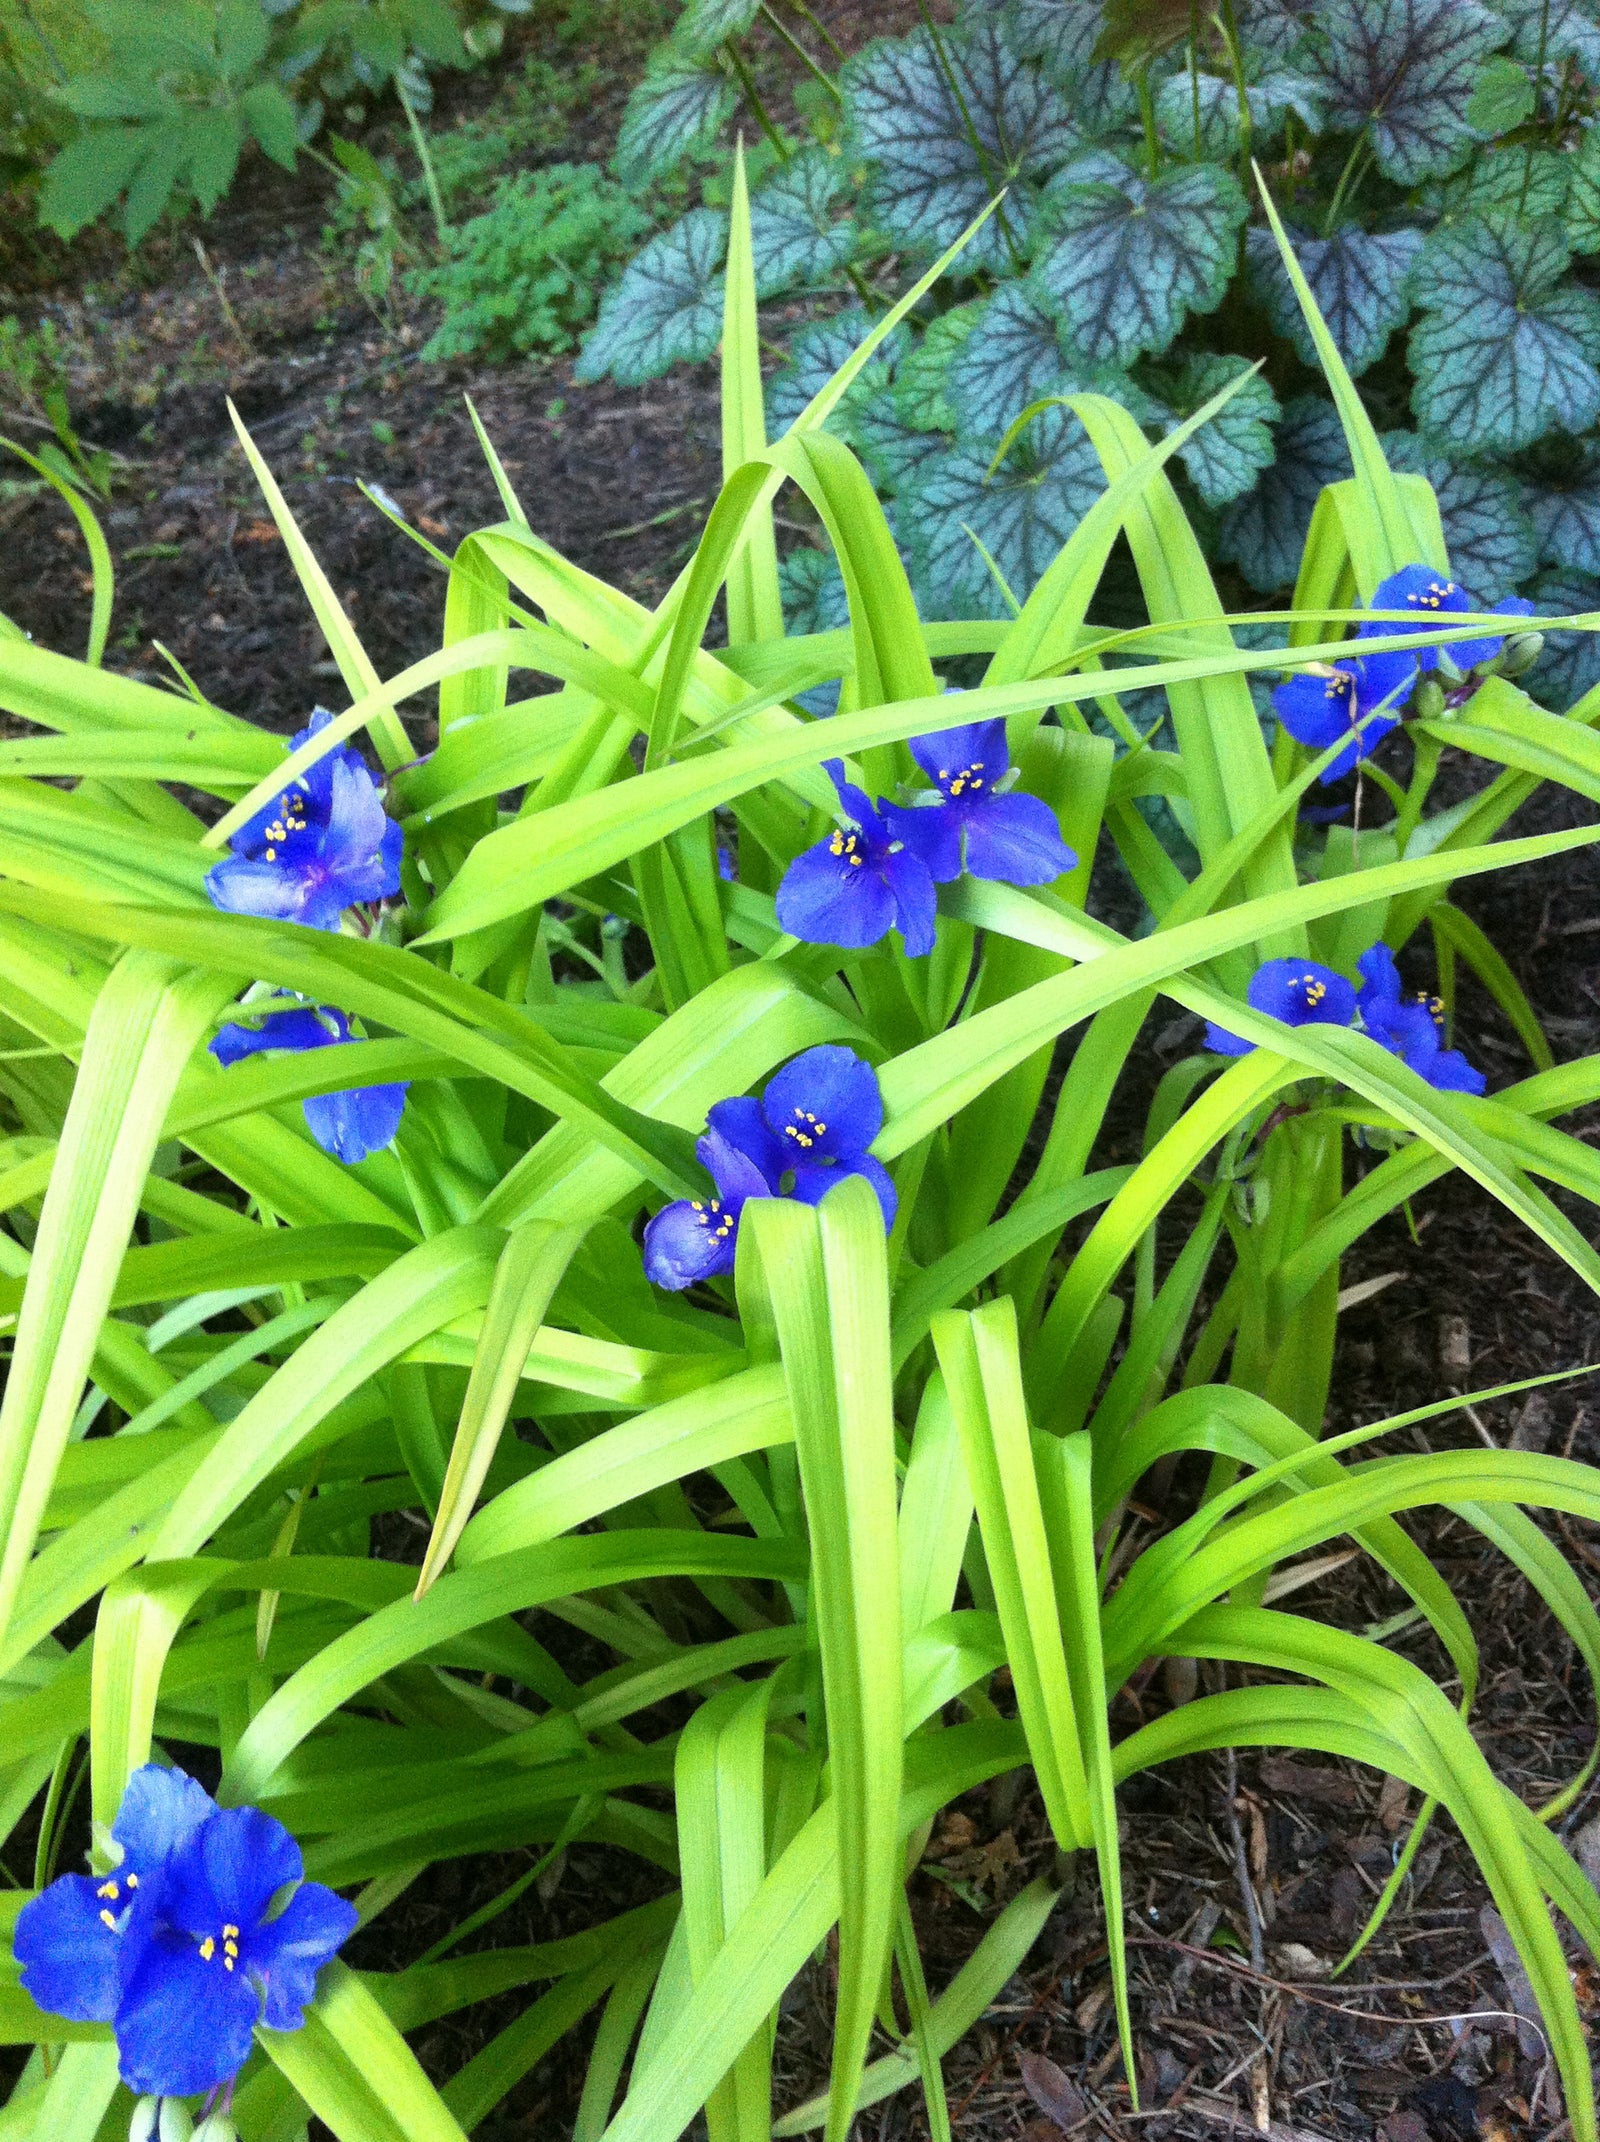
[1206,949,1486,1094]
[14,1766,355,2102]
[643,1045,893,1289]
[209,1000,409,1163]
[204,709,402,931]
[1359,565,1538,680]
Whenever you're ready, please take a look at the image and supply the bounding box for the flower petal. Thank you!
[643,1198,741,1290]
[14,1876,126,2023]
[1356,942,1404,1015]
[821,758,889,839]
[788,1153,899,1230]
[762,1045,885,1161]
[702,1097,786,1189]
[112,1765,217,1874]
[1272,668,1358,752]
[907,716,1009,791]
[958,791,1076,887]
[248,1881,358,2032]
[1444,595,1536,673]
[209,1005,336,1068]
[885,801,962,884]
[697,1124,773,1206]
[881,843,939,958]
[204,855,319,923]
[302,1079,408,1164]
[166,1807,302,1940]
[1245,958,1357,1030]
[115,1930,259,2099]
[1202,1021,1256,1057]
[775,837,899,949]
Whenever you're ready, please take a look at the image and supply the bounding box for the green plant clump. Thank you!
[408,161,654,360]
[4,169,1600,2142]
[580,0,1600,713]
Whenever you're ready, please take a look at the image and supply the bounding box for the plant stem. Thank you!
[397,77,451,246]
[724,40,791,161]
[1189,2,1203,158]
[783,0,846,63]
[761,0,843,96]
[1322,129,1371,235]
[1393,727,1441,854]
[1213,0,1251,188]
[1137,61,1162,180]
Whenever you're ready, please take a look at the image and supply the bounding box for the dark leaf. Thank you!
[748,148,856,296]
[1246,223,1420,378]
[1302,0,1507,184]
[1002,0,1141,133]
[854,403,955,491]
[842,16,1078,272]
[1526,567,1600,709]
[1383,431,1537,597]
[575,209,729,385]
[1236,0,1319,68]
[1032,153,1246,364]
[945,285,1081,439]
[1496,0,1600,75]
[764,309,908,440]
[614,54,738,186]
[1409,214,1600,453]
[1019,2050,1088,2131]
[1525,450,1600,576]
[900,403,1105,618]
[1092,0,1193,68]
[1164,353,1280,508]
[1215,394,1350,592]
[674,0,761,57]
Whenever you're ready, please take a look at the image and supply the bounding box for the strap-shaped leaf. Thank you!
[1032,154,1247,365]
[1410,216,1600,454]
[1302,0,1508,183]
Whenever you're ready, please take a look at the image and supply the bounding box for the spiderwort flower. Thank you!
[210,1000,407,1163]
[1204,958,1359,1056]
[776,760,939,957]
[888,717,1076,888]
[1359,564,1536,677]
[14,1764,356,2100]
[1356,944,1486,1094]
[1272,645,1418,783]
[643,1045,894,1290]
[204,709,402,932]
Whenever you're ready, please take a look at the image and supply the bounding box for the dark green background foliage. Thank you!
[580,0,1600,706]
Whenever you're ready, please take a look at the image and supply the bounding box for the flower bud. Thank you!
[129,2100,160,2142]
[158,2101,194,2142]
[1410,675,1446,722]
[1497,630,1544,678]
[193,2116,239,2142]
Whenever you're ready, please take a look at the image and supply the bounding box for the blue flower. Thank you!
[1204,958,1359,1057]
[1273,647,1417,783]
[643,1045,894,1290]
[775,760,939,957]
[888,717,1076,888]
[210,1000,407,1163]
[205,711,402,932]
[1356,944,1486,1094]
[14,1764,355,2100]
[1359,564,1536,676]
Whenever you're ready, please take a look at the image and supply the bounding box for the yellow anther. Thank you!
[200,1936,215,1960]
[224,1956,236,1972]
[223,1925,239,1939]
[264,847,276,860]
[849,854,863,867]
[96,1881,119,1901]
[814,1122,825,1135]
[125,1873,138,1890]
[99,1909,117,1931]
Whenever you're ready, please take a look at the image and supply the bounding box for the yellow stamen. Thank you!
[99,1909,117,1930]
[200,1935,216,1961]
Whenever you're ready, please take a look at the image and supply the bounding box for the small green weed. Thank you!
[407,160,652,361]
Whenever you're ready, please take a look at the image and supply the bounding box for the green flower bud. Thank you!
[1411,676,1446,722]
[1497,630,1544,678]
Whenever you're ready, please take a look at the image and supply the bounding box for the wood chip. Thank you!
[1018,2051,1088,2133]
[1259,1757,1361,1808]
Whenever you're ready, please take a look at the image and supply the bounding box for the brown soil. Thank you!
[2,4,1600,2138]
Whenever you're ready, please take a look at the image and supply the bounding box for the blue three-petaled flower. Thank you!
[210,1000,409,1164]
[643,1045,895,1290]
[204,709,403,933]
[14,1764,356,2100]
[775,718,1074,956]
[1205,946,1485,1095]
